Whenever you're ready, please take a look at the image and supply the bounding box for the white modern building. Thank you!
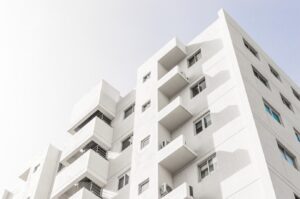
[2,9,300,199]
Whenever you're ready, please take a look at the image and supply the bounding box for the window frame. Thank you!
[269,64,281,81]
[118,172,130,190]
[277,142,298,170]
[140,135,150,150]
[187,49,201,67]
[194,111,212,135]
[190,77,206,98]
[198,153,217,181]
[263,100,282,124]
[243,38,259,59]
[138,178,149,195]
[252,66,270,89]
[124,103,135,119]
[280,94,293,112]
[142,100,151,112]
[143,72,151,83]
[121,134,133,151]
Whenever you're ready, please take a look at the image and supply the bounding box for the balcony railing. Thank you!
[160,183,193,199]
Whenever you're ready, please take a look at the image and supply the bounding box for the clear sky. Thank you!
[0,0,299,193]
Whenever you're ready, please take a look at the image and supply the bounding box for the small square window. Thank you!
[194,111,211,134]
[292,87,300,101]
[198,153,216,181]
[118,172,130,190]
[191,78,206,97]
[143,72,151,83]
[138,178,149,194]
[278,143,297,170]
[121,134,133,151]
[280,94,293,112]
[188,49,201,67]
[252,66,269,88]
[269,65,281,81]
[141,135,150,150]
[263,100,282,124]
[142,101,151,112]
[243,38,259,59]
[124,103,135,119]
[33,164,40,173]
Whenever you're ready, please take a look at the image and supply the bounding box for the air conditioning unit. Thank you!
[160,140,170,149]
[160,183,172,197]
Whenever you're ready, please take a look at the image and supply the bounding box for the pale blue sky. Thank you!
[0,0,299,192]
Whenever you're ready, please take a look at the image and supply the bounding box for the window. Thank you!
[138,178,149,194]
[295,194,300,199]
[194,111,211,134]
[143,72,151,82]
[191,78,206,97]
[142,101,151,112]
[252,66,269,88]
[292,87,300,101]
[280,94,293,112]
[198,153,216,181]
[295,128,300,143]
[264,100,282,124]
[74,110,111,132]
[121,134,133,151]
[140,135,150,150]
[243,38,259,59]
[269,65,281,81]
[124,104,135,119]
[278,143,297,169]
[118,172,129,190]
[188,49,201,67]
[33,164,40,173]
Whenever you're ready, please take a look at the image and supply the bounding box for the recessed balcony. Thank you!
[61,117,113,165]
[51,150,109,198]
[158,97,192,132]
[158,38,186,71]
[158,66,189,98]
[158,135,197,173]
[161,182,194,199]
[69,187,101,199]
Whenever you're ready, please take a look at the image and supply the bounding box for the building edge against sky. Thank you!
[2,9,300,199]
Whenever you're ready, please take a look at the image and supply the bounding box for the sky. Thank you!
[0,0,299,193]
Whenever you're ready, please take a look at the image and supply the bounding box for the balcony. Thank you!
[69,188,101,199]
[65,178,102,199]
[158,66,189,99]
[158,38,186,71]
[161,183,193,199]
[158,135,196,173]
[52,150,109,198]
[61,117,113,165]
[69,80,120,134]
[158,97,192,132]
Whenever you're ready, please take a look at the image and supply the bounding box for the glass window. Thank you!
[33,164,40,173]
[118,172,129,190]
[243,38,259,59]
[138,178,149,194]
[141,135,150,149]
[191,78,206,97]
[264,100,282,124]
[269,65,281,81]
[124,104,135,119]
[121,134,133,151]
[194,111,211,134]
[280,94,293,112]
[198,153,216,181]
[188,49,201,67]
[252,66,269,88]
[278,143,297,169]
[142,101,151,112]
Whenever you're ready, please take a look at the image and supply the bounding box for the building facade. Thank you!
[2,9,300,199]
